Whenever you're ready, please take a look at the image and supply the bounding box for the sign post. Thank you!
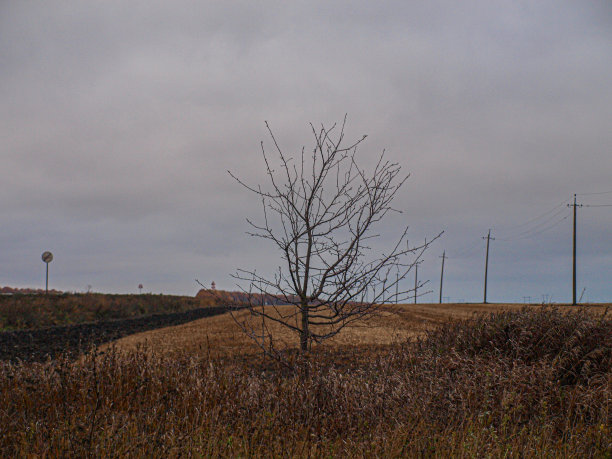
[41,251,53,294]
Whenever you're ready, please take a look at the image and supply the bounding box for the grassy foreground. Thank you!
[1,307,610,457]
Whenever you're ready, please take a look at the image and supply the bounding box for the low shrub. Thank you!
[421,306,611,385]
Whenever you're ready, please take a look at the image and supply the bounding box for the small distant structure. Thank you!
[211,281,216,290]
[138,284,143,294]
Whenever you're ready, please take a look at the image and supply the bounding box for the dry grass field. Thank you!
[104,302,610,358]
[3,303,610,457]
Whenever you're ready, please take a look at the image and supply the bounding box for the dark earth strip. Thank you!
[0,306,228,363]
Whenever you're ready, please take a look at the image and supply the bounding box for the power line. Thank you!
[513,214,569,240]
[442,192,608,303]
[496,208,570,241]
[497,211,570,242]
[451,210,568,256]
[451,198,572,257]
[577,190,612,196]
[450,238,483,259]
[494,197,571,235]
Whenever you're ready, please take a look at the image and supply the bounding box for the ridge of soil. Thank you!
[0,306,228,363]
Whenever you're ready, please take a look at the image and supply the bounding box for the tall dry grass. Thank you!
[0,308,609,457]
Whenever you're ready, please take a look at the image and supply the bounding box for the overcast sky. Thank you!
[1,1,611,302]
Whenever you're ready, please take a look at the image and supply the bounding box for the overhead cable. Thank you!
[498,213,569,242]
[493,197,571,236]
[496,207,570,241]
[577,190,612,196]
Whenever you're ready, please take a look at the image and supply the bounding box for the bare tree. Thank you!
[230,117,439,354]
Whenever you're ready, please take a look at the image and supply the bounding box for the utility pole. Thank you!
[483,229,494,304]
[568,194,582,305]
[414,262,418,304]
[439,251,447,304]
[395,271,399,304]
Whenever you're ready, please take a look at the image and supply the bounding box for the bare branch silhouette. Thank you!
[230,116,441,354]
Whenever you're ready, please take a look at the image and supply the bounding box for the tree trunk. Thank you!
[300,302,309,352]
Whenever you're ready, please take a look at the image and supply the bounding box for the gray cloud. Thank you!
[1,1,611,301]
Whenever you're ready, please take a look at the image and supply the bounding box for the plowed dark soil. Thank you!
[0,306,227,363]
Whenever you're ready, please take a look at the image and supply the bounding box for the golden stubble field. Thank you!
[103,303,610,359]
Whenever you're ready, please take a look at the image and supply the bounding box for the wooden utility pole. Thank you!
[568,194,582,305]
[414,263,418,304]
[483,230,494,304]
[439,251,447,304]
[395,271,399,304]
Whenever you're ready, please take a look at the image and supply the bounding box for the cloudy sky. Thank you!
[1,1,611,302]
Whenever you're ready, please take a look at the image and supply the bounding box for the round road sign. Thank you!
[42,251,53,263]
